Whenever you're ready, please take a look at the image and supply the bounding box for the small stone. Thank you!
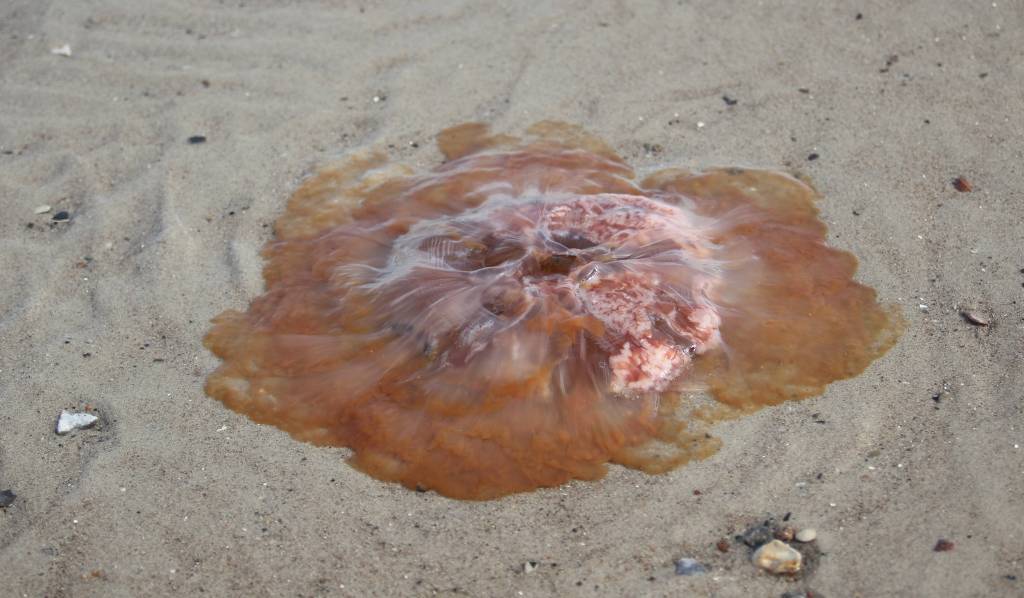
[752,540,802,575]
[523,561,538,573]
[934,539,955,552]
[952,177,972,192]
[674,558,706,576]
[34,205,52,214]
[775,527,795,541]
[781,591,821,598]
[716,538,730,552]
[795,528,817,543]
[961,311,989,326]
[50,44,72,57]
[739,524,775,548]
[0,489,15,508]
[52,211,70,222]
[56,410,98,434]
[187,135,207,144]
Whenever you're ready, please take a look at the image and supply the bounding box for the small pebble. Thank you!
[0,489,15,508]
[961,311,989,326]
[523,561,538,573]
[781,591,819,598]
[674,558,707,576]
[56,410,98,435]
[50,44,72,57]
[952,177,972,192]
[795,528,817,543]
[52,211,70,222]
[934,539,955,552]
[739,524,775,548]
[716,538,730,552]
[807,153,819,161]
[188,135,207,144]
[752,540,802,575]
[775,527,795,541]
[34,205,52,214]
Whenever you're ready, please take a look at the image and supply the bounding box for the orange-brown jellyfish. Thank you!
[204,122,903,500]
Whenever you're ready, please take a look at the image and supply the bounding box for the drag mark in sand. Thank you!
[204,121,903,499]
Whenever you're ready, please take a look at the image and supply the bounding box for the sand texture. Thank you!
[1,1,1023,596]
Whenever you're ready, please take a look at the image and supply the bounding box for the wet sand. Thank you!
[1,1,1022,596]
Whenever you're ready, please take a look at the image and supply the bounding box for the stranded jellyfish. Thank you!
[204,122,902,499]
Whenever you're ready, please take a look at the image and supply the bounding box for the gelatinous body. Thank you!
[204,122,902,499]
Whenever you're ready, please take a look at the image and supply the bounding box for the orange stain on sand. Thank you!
[204,122,903,499]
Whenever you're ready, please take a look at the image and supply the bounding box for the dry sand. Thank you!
[2,1,1023,596]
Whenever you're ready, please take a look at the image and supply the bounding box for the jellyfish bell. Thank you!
[204,121,903,499]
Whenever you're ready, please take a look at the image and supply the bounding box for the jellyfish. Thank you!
[204,122,902,500]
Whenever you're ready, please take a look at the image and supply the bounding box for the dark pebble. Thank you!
[934,539,955,552]
[52,211,70,222]
[952,177,972,192]
[188,135,207,144]
[807,153,820,161]
[782,591,822,598]
[722,95,738,106]
[739,524,775,548]
[0,489,15,508]
[961,311,989,326]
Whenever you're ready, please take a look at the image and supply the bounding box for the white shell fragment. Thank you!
[50,44,72,57]
[795,528,817,543]
[34,205,52,214]
[752,539,802,574]
[674,557,707,576]
[56,410,98,434]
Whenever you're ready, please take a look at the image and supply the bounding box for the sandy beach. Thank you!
[2,1,1023,596]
